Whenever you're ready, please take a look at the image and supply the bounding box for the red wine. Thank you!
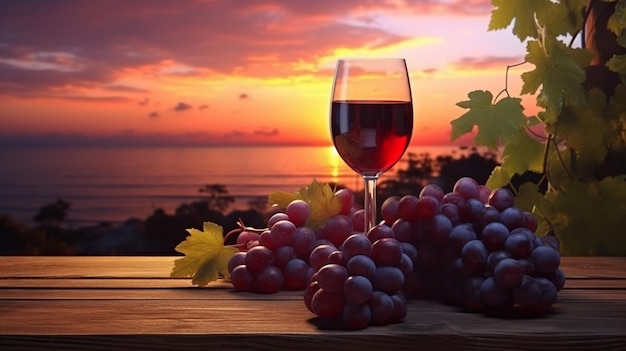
[331,100,413,175]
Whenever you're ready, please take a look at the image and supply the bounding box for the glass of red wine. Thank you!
[330,58,413,233]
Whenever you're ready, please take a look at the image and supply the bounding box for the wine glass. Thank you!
[330,58,413,233]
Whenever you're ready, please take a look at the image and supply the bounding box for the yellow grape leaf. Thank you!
[500,129,546,175]
[451,90,527,150]
[269,179,342,230]
[170,221,238,287]
[606,0,626,35]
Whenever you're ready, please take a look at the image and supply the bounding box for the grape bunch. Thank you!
[304,232,411,329]
[227,189,362,294]
[382,177,565,314]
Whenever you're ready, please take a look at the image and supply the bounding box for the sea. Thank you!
[0,145,481,226]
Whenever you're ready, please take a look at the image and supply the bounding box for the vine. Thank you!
[451,0,626,255]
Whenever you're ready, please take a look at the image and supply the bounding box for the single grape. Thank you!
[475,205,500,235]
[463,276,486,312]
[504,232,534,259]
[350,209,365,234]
[368,291,394,326]
[453,176,480,200]
[292,226,317,260]
[523,211,538,232]
[342,303,371,330]
[228,251,247,274]
[244,245,274,274]
[320,215,353,247]
[389,293,408,323]
[391,218,415,243]
[343,275,374,304]
[371,237,403,266]
[342,234,372,261]
[477,185,491,204]
[513,275,541,307]
[334,188,355,216]
[466,198,484,223]
[398,253,414,277]
[415,195,439,222]
[282,258,309,290]
[481,222,510,252]
[254,266,283,294]
[533,277,558,312]
[311,289,345,319]
[419,184,444,202]
[537,234,560,251]
[346,254,376,280]
[270,219,296,247]
[230,265,254,291]
[443,192,472,222]
[286,199,310,227]
[481,276,509,307]
[273,245,297,268]
[326,250,344,265]
[381,196,401,225]
[440,203,461,226]
[400,242,418,265]
[532,245,561,274]
[487,250,511,274]
[236,230,260,251]
[304,280,320,313]
[448,224,477,256]
[499,207,526,231]
[461,239,488,274]
[258,230,276,250]
[518,258,535,275]
[541,268,566,291]
[268,212,289,228]
[316,264,349,294]
[309,244,336,271]
[398,194,420,222]
[488,187,515,212]
[372,266,405,295]
[493,257,524,288]
[367,223,395,242]
[426,214,452,246]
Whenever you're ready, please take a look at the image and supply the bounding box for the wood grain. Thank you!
[0,257,624,351]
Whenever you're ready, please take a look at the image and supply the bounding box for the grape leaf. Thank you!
[485,166,512,190]
[488,0,551,40]
[607,0,626,35]
[542,0,586,36]
[269,179,342,229]
[548,177,626,255]
[500,129,546,175]
[514,181,553,235]
[607,54,626,85]
[170,221,238,287]
[451,91,527,150]
[521,38,593,124]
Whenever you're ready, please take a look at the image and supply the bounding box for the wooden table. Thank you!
[0,256,624,351]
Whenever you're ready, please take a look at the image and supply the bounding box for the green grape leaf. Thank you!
[607,54,626,85]
[555,88,614,166]
[451,91,527,150]
[486,166,512,190]
[500,129,546,175]
[521,38,593,124]
[607,0,626,35]
[269,179,342,230]
[514,182,553,235]
[548,178,626,255]
[170,221,238,287]
[489,0,551,40]
[542,0,586,37]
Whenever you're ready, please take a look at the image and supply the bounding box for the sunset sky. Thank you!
[0,0,536,147]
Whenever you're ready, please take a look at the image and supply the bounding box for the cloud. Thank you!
[451,55,525,71]
[173,102,192,111]
[138,97,150,106]
[253,128,279,136]
[148,111,159,119]
[239,93,250,100]
[198,104,209,110]
[0,0,489,99]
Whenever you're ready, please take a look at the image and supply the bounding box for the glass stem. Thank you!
[363,175,378,233]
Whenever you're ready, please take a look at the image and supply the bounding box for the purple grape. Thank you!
[461,239,488,274]
[334,188,355,216]
[342,303,371,330]
[532,245,561,274]
[268,212,289,228]
[504,232,534,259]
[488,188,515,212]
[309,244,336,271]
[228,251,247,274]
[316,264,349,294]
[292,226,317,259]
[415,195,439,222]
[419,183,444,202]
[282,258,309,290]
[389,293,408,323]
[371,237,403,266]
[254,266,283,294]
[341,233,372,261]
[381,196,401,225]
[463,276,486,312]
[320,215,353,247]
[245,245,274,274]
[398,253,414,277]
[475,205,500,235]
[270,219,296,247]
[499,207,526,230]
[230,265,254,291]
[493,258,524,288]
[542,268,566,291]
[346,254,376,280]
[481,222,510,252]
[513,275,541,307]
[477,185,491,204]
[343,275,373,304]
[534,277,558,311]
[440,202,461,226]
[448,224,477,256]
[443,192,472,223]
[372,266,405,295]
[366,223,395,242]
[453,176,480,200]
[391,218,416,243]
[481,276,509,307]
[311,289,345,318]
[273,245,297,268]
[398,194,420,222]
[286,199,310,227]
[426,214,452,246]
[368,291,394,326]
[487,250,511,274]
[326,250,344,265]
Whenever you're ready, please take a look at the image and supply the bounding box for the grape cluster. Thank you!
[384,177,565,314]
[227,177,565,328]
